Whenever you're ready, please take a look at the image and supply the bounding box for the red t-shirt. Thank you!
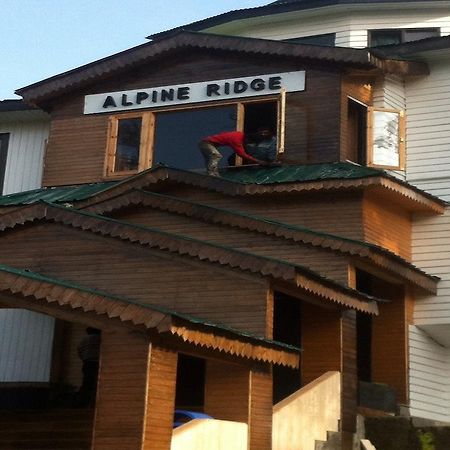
[203,131,260,163]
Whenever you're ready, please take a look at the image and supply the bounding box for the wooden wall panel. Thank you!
[371,279,410,404]
[341,310,357,434]
[248,368,273,450]
[143,346,178,450]
[164,186,366,242]
[93,330,150,450]
[363,190,412,260]
[301,303,342,385]
[204,360,249,423]
[43,51,342,185]
[0,223,268,336]
[204,360,272,450]
[113,206,350,284]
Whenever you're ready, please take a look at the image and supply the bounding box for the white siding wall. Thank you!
[407,57,450,422]
[0,120,49,195]
[409,326,450,422]
[0,118,54,382]
[0,310,54,382]
[211,8,450,48]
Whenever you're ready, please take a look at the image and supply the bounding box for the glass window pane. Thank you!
[284,33,336,46]
[403,28,440,43]
[153,106,237,170]
[369,30,402,47]
[372,111,400,167]
[115,117,142,172]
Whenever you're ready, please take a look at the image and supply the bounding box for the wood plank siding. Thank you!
[222,9,450,48]
[371,280,412,404]
[42,53,342,186]
[204,360,272,450]
[0,223,269,336]
[111,206,350,284]
[407,56,450,422]
[164,187,366,242]
[363,190,412,260]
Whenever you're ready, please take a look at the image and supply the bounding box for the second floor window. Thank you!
[0,133,10,194]
[369,28,440,47]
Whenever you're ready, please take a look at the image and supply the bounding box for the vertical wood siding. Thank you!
[214,9,450,48]
[0,120,49,194]
[93,330,150,450]
[0,309,54,382]
[409,325,450,422]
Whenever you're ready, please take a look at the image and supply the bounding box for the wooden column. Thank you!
[204,360,272,450]
[92,331,177,450]
[341,310,357,435]
[372,281,410,404]
[301,303,342,384]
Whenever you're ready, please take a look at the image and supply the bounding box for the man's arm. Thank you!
[233,143,270,165]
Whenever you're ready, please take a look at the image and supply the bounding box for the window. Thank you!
[105,96,284,176]
[0,133,10,194]
[346,99,405,170]
[367,108,405,170]
[284,33,336,47]
[369,28,440,47]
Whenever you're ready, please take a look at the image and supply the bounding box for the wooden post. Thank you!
[92,331,177,450]
[204,360,272,450]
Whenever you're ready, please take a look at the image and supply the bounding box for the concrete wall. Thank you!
[272,371,341,450]
[171,419,248,450]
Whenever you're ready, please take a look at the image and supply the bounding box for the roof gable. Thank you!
[16,32,425,105]
[0,202,378,314]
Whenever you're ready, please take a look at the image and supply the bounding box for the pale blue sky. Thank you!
[0,0,267,100]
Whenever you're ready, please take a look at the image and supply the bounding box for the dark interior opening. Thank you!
[347,99,367,165]
[243,101,278,135]
[356,269,373,382]
[0,133,10,195]
[175,354,206,410]
[272,291,302,404]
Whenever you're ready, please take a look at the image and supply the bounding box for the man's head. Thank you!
[256,126,274,141]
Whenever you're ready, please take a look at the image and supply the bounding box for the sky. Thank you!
[0,0,267,100]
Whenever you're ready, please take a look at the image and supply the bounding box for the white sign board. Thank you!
[84,71,305,114]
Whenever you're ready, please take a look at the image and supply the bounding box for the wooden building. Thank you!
[0,6,449,449]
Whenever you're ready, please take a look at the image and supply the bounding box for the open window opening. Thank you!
[105,95,285,177]
[272,291,301,404]
[347,98,368,165]
[175,354,206,411]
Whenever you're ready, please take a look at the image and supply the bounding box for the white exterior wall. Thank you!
[406,56,450,422]
[409,326,450,422]
[209,7,450,48]
[0,310,55,382]
[0,120,49,195]
[0,116,54,382]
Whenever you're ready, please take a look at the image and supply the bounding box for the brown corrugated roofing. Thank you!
[16,31,425,104]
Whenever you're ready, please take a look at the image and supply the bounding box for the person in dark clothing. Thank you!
[199,128,275,176]
[76,327,101,407]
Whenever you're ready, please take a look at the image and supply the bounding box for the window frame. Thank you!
[368,28,440,47]
[104,95,285,178]
[366,107,406,170]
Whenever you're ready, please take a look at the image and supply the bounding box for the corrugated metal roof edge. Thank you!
[0,262,300,353]
[15,200,381,309]
[148,0,450,40]
[130,189,439,283]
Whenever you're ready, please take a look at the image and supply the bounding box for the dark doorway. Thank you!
[347,99,367,165]
[356,269,373,382]
[272,292,302,404]
[175,354,206,410]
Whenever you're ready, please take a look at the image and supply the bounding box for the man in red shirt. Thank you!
[199,129,273,176]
